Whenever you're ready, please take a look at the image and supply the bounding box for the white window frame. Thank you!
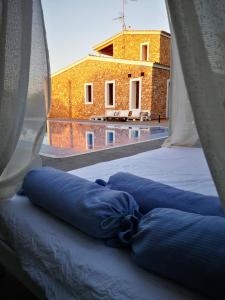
[85,131,94,150]
[105,130,115,145]
[105,80,115,108]
[84,83,94,104]
[129,78,142,110]
[140,42,149,61]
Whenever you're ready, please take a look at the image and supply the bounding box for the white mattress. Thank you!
[70,147,217,196]
[0,147,214,300]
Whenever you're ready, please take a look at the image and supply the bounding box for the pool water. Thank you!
[40,120,168,157]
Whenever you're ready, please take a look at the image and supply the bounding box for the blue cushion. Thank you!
[96,172,225,217]
[22,167,141,245]
[132,208,225,299]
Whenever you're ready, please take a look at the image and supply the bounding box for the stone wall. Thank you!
[160,35,171,66]
[151,67,170,119]
[50,59,157,119]
[50,31,171,121]
[113,33,161,63]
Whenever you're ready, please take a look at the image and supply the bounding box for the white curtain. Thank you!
[167,0,225,207]
[0,0,50,199]
[164,10,199,147]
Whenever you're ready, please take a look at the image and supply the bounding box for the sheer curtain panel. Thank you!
[164,7,199,147]
[167,0,225,208]
[0,0,50,199]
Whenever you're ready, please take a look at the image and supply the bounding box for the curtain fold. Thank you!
[163,9,199,147]
[0,0,50,199]
[0,2,2,39]
[167,0,225,208]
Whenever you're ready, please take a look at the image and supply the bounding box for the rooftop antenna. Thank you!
[113,0,137,31]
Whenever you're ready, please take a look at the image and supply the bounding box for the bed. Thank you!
[0,147,215,300]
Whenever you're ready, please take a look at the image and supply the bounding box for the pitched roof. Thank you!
[93,30,171,53]
[52,55,170,78]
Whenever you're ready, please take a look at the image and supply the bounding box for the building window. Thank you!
[105,130,115,145]
[105,80,115,107]
[86,131,94,150]
[140,42,149,61]
[84,83,93,104]
[129,78,142,110]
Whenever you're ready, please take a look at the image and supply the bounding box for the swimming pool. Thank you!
[40,120,168,157]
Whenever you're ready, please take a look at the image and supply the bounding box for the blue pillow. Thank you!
[22,167,141,245]
[96,172,225,217]
[132,208,225,299]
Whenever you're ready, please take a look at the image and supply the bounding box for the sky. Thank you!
[41,0,169,73]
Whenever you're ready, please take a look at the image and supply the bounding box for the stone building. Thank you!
[49,30,171,120]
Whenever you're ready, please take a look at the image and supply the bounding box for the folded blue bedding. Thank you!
[96,172,225,217]
[22,167,141,245]
[132,208,225,299]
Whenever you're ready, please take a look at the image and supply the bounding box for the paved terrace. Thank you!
[42,119,168,171]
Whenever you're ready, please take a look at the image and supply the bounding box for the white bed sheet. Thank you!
[0,147,214,300]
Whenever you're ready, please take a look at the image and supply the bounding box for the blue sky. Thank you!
[41,0,169,73]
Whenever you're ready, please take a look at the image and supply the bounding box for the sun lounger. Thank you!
[106,110,129,122]
[140,110,151,121]
[90,110,150,122]
[128,110,141,121]
[128,110,151,121]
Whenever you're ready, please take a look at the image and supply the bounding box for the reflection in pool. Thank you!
[40,120,168,157]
